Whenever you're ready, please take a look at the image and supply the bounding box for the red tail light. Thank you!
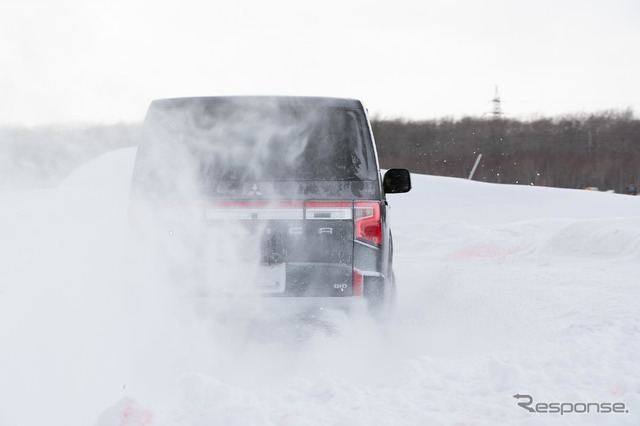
[353,269,364,296]
[205,201,304,220]
[354,201,382,245]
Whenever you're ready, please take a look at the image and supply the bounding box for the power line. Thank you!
[491,85,503,119]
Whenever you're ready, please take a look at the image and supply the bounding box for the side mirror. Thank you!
[383,168,411,194]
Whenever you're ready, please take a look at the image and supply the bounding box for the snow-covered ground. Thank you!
[1,148,639,425]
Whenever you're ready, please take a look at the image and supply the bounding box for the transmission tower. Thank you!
[491,85,502,119]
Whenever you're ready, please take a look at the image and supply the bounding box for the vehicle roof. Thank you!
[149,96,364,110]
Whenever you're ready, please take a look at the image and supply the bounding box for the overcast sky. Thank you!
[1,0,638,125]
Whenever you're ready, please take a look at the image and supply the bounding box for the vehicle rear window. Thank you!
[133,101,377,197]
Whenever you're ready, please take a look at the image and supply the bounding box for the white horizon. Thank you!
[1,0,638,125]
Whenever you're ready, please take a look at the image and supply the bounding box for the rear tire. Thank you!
[364,272,396,319]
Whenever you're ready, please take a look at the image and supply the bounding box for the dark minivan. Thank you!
[130,96,410,315]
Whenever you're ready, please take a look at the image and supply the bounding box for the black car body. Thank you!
[130,96,410,315]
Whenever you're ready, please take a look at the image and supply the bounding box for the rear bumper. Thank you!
[186,294,368,318]
[260,295,366,313]
[185,261,366,297]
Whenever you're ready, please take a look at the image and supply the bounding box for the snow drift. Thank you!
[0,148,638,425]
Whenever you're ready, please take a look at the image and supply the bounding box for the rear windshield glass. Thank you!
[133,100,377,197]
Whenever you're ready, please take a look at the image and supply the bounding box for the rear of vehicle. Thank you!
[130,96,402,314]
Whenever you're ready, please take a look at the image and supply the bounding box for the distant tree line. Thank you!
[1,110,638,193]
[372,109,640,193]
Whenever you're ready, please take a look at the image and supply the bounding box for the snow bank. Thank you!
[391,174,640,225]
